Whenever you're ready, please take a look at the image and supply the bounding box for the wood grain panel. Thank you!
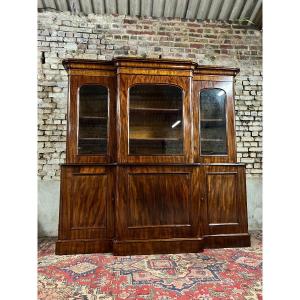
[116,166,201,240]
[63,59,115,72]
[117,68,193,77]
[69,70,116,76]
[56,165,115,252]
[114,57,197,71]
[204,233,250,249]
[193,75,233,81]
[202,165,249,235]
[207,172,238,224]
[194,66,239,76]
[56,239,112,255]
[113,238,204,255]
[127,173,190,227]
[71,174,107,229]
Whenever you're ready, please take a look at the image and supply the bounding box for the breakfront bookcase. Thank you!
[55,57,250,255]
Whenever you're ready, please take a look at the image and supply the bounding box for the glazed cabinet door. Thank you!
[57,165,115,253]
[116,166,202,240]
[193,80,236,163]
[201,165,248,235]
[67,75,116,163]
[118,75,192,163]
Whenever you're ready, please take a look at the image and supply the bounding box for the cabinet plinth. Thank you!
[56,57,250,255]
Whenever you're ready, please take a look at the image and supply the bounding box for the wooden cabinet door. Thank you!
[67,75,116,163]
[116,166,202,240]
[58,165,115,242]
[193,80,237,163]
[201,165,248,235]
[118,74,192,163]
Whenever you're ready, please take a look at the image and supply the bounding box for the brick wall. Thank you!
[38,12,262,180]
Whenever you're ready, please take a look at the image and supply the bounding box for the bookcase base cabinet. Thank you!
[56,164,250,255]
[56,165,115,255]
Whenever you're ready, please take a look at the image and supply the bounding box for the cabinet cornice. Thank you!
[62,57,239,78]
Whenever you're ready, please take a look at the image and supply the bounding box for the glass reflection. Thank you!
[129,85,183,155]
[78,85,108,155]
[200,88,227,155]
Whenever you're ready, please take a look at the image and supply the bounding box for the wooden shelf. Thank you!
[79,138,107,141]
[201,119,224,122]
[201,138,224,142]
[130,137,182,141]
[80,116,107,120]
[130,107,181,113]
[130,95,182,100]
[79,96,107,100]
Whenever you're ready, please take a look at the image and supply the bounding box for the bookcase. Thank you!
[56,57,250,255]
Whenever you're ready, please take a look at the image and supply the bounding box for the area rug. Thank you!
[38,231,262,299]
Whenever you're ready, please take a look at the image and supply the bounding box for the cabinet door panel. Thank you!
[207,172,238,224]
[78,85,108,155]
[58,166,115,240]
[193,80,236,163]
[67,75,116,163]
[203,165,248,235]
[116,166,201,240]
[118,75,192,163]
[71,174,107,229]
[128,173,190,227]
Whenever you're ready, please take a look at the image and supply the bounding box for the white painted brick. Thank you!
[249,147,262,152]
[241,158,255,163]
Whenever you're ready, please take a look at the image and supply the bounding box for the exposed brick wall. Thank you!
[38,12,262,180]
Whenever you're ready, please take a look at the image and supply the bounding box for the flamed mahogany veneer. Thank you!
[55,57,250,255]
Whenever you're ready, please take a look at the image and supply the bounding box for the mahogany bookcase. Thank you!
[55,57,250,255]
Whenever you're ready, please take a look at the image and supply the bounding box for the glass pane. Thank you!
[200,88,227,155]
[129,85,183,155]
[78,85,108,155]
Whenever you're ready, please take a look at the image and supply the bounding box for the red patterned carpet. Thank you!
[38,231,262,299]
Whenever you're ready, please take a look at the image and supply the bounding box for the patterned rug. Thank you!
[38,231,262,299]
